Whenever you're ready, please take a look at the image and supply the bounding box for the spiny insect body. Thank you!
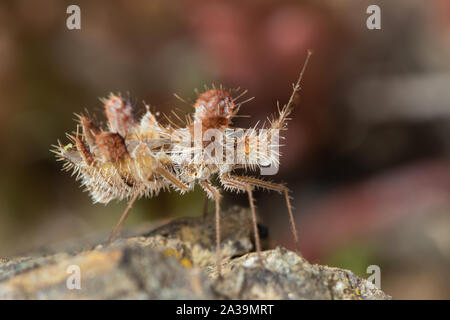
[52,52,312,275]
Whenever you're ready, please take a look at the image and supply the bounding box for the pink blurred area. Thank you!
[293,159,450,258]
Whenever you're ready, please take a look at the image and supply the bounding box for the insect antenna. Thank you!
[271,50,312,130]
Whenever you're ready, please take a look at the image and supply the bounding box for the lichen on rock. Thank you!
[0,207,390,300]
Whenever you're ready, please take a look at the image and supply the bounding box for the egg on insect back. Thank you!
[104,94,136,137]
[193,89,236,129]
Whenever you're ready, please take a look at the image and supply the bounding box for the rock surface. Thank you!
[0,207,390,299]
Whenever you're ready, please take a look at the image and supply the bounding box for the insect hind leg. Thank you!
[106,192,139,244]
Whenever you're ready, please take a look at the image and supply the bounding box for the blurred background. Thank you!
[0,0,449,299]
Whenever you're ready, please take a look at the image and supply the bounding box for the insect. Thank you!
[52,51,312,275]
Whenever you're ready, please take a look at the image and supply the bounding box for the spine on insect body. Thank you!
[53,51,310,203]
[52,94,177,204]
[193,89,236,130]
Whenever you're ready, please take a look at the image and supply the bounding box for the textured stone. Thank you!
[0,206,390,300]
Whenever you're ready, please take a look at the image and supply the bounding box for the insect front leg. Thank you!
[156,166,189,192]
[222,174,300,255]
[199,180,223,277]
[202,192,210,219]
[219,174,264,266]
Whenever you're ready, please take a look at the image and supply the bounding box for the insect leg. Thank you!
[156,166,189,191]
[107,167,185,245]
[107,192,139,244]
[224,174,300,255]
[199,180,223,277]
[220,174,264,266]
[202,192,210,219]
